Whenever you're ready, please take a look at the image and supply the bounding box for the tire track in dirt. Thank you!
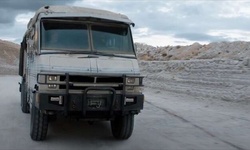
[145,100,246,150]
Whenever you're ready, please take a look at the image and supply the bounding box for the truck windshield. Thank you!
[41,20,90,51]
[92,25,134,54]
[40,19,135,55]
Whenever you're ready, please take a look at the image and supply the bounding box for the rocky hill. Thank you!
[0,39,19,75]
[136,42,250,103]
[136,41,250,61]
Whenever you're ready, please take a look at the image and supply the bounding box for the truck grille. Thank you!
[59,75,123,90]
[60,75,123,83]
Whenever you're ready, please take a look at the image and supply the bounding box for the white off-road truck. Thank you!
[19,6,144,141]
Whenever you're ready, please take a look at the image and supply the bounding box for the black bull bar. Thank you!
[64,73,117,116]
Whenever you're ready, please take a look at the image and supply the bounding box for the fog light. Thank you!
[126,86,134,91]
[50,96,63,105]
[124,97,135,105]
[48,84,57,88]
[125,98,134,103]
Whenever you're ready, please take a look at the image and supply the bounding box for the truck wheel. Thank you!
[48,114,57,122]
[111,114,134,140]
[30,105,49,141]
[21,82,29,113]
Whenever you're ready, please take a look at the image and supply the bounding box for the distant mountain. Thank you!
[136,41,250,61]
[0,39,19,75]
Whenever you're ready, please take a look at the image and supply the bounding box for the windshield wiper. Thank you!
[66,51,92,54]
[78,55,99,58]
[40,50,92,55]
[92,51,136,59]
[41,50,136,59]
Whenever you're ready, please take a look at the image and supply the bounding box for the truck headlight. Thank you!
[48,75,58,81]
[38,74,60,84]
[127,77,135,84]
[126,77,143,85]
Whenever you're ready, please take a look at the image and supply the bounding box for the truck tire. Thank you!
[111,114,134,140]
[30,105,49,141]
[21,81,29,113]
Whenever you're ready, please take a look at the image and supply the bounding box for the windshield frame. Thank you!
[39,18,136,57]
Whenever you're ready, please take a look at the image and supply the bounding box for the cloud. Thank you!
[0,0,78,43]
[174,33,225,42]
[208,29,250,41]
[2,0,250,46]
[134,34,196,46]
[15,12,35,25]
[0,8,18,24]
[130,1,250,44]
[0,0,77,24]
[0,0,73,11]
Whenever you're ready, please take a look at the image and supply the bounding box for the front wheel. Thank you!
[111,114,134,140]
[30,105,49,141]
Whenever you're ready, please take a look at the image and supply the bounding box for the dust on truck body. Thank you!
[19,6,144,141]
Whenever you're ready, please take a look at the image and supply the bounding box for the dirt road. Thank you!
[0,76,249,150]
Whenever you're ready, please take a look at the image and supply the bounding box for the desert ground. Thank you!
[0,76,250,150]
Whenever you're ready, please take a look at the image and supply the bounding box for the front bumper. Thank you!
[36,89,144,117]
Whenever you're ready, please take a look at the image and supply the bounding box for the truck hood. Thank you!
[36,55,140,75]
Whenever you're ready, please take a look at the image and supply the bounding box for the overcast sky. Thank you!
[1,0,250,46]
